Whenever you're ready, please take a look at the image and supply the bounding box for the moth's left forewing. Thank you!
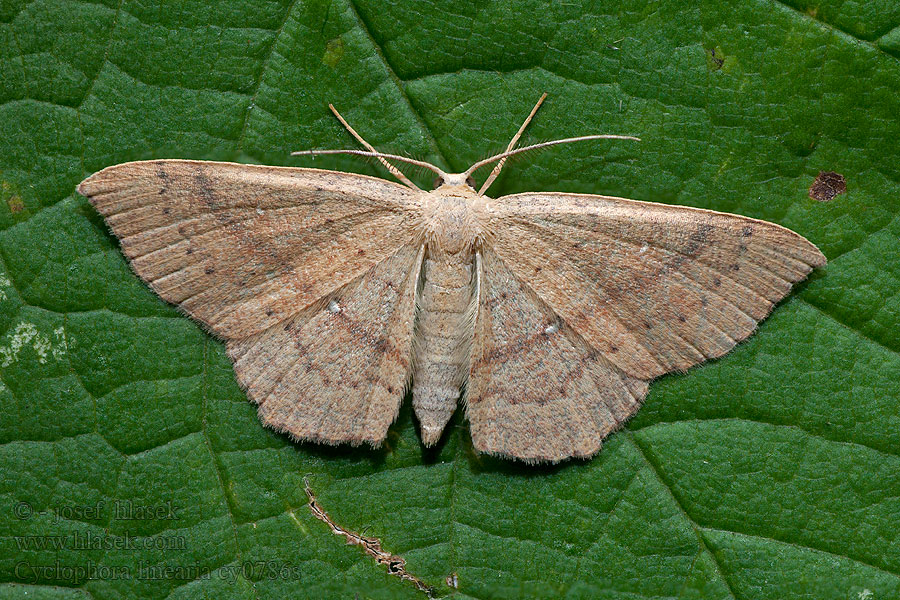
[482,192,826,381]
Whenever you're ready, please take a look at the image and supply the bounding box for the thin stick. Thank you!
[291,149,448,179]
[464,134,641,177]
[479,93,547,195]
[329,104,419,190]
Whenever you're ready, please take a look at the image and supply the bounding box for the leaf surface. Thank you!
[1,0,899,598]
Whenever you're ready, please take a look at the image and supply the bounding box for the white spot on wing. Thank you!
[327,300,341,314]
[544,322,559,334]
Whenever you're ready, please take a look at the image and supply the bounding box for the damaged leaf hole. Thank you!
[304,479,436,597]
[707,46,727,71]
[809,171,846,202]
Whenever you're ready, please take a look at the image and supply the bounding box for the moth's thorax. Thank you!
[421,181,489,254]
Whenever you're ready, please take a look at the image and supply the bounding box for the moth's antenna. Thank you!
[328,104,419,191]
[292,149,448,179]
[478,93,547,196]
[464,134,641,178]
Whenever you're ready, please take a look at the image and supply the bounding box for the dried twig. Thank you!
[304,478,435,598]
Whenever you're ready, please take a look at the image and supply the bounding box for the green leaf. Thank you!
[2,0,899,598]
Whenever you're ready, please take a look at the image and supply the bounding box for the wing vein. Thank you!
[520,216,771,320]
[521,219,768,361]
[509,220,691,368]
[148,208,391,297]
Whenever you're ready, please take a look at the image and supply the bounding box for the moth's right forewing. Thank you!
[485,192,826,380]
[79,159,426,340]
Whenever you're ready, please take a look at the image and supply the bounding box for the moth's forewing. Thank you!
[79,159,426,446]
[483,192,826,380]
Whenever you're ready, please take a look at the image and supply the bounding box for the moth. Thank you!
[78,95,826,463]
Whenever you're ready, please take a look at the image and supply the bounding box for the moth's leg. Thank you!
[328,104,419,190]
[478,93,547,195]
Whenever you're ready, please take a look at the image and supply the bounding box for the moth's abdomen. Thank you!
[412,252,475,446]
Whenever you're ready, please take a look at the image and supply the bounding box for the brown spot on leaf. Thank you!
[809,171,846,202]
[3,181,24,214]
[7,195,23,213]
[205,266,215,275]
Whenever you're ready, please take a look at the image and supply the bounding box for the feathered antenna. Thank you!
[326,104,419,190]
[291,149,448,180]
[478,93,547,195]
[296,98,640,193]
[464,134,641,180]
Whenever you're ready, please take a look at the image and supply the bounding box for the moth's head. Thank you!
[433,172,477,192]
